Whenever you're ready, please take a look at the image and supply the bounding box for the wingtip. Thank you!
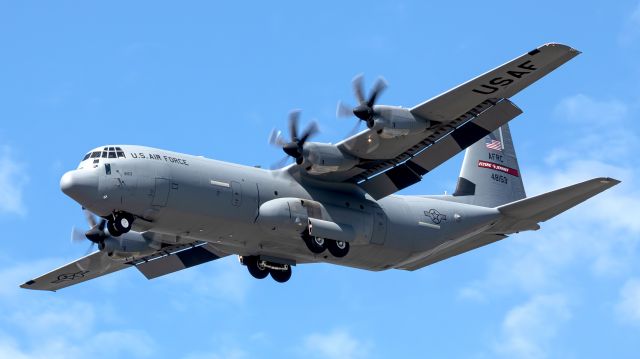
[598,177,621,185]
[537,42,581,55]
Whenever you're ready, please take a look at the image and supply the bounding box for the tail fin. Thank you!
[452,123,526,207]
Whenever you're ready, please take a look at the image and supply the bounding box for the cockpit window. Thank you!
[117,151,125,158]
[108,151,116,158]
[101,151,108,158]
[82,153,90,161]
[90,152,101,158]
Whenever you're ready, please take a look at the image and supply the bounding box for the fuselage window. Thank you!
[90,152,101,158]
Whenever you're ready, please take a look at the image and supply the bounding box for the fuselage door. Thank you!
[152,178,170,207]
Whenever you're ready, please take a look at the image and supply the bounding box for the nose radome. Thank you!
[60,170,98,204]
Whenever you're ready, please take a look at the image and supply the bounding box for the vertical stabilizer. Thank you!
[452,123,525,207]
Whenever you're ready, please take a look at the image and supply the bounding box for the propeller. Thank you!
[71,209,109,253]
[336,74,387,129]
[269,110,319,167]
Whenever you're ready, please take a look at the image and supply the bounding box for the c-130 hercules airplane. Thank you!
[22,43,619,290]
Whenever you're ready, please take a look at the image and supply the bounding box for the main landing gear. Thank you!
[106,212,134,237]
[242,256,292,283]
[301,232,350,258]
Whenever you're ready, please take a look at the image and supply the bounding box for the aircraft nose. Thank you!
[60,170,98,204]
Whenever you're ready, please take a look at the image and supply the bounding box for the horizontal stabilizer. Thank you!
[492,177,620,233]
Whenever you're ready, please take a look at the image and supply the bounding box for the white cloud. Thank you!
[616,278,640,324]
[302,329,370,359]
[554,94,628,124]
[0,259,155,359]
[460,94,640,358]
[0,145,28,216]
[162,256,252,306]
[494,294,570,359]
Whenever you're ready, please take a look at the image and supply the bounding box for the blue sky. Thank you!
[1,1,639,358]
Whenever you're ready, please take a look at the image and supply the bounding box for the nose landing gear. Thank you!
[106,212,134,237]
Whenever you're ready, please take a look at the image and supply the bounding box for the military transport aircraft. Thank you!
[22,43,619,290]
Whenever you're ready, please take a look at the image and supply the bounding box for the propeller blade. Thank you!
[346,120,363,137]
[85,242,96,255]
[268,129,287,148]
[270,155,291,170]
[71,226,86,243]
[83,208,97,228]
[352,74,365,104]
[288,110,301,142]
[336,101,353,118]
[367,77,387,107]
[299,121,319,145]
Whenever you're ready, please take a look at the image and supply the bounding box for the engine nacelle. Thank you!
[302,143,358,175]
[372,105,429,138]
[100,232,159,259]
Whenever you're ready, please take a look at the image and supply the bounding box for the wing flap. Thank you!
[134,243,228,280]
[20,251,130,291]
[411,43,580,122]
[360,99,522,199]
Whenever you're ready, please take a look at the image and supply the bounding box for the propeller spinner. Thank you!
[71,209,109,252]
[337,75,387,132]
[269,110,319,167]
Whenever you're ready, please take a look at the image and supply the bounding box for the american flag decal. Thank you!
[485,132,502,151]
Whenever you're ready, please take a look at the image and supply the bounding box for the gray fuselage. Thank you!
[63,145,500,271]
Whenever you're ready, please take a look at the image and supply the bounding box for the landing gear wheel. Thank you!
[245,256,269,279]
[113,213,134,234]
[106,220,121,237]
[270,265,292,283]
[327,240,350,258]
[303,235,326,254]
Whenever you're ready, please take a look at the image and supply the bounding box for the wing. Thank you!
[20,251,130,291]
[297,43,579,198]
[21,241,229,291]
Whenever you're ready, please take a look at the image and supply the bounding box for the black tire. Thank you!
[270,266,292,283]
[245,256,269,279]
[327,239,350,258]
[303,234,326,254]
[107,220,121,237]
[114,213,133,234]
